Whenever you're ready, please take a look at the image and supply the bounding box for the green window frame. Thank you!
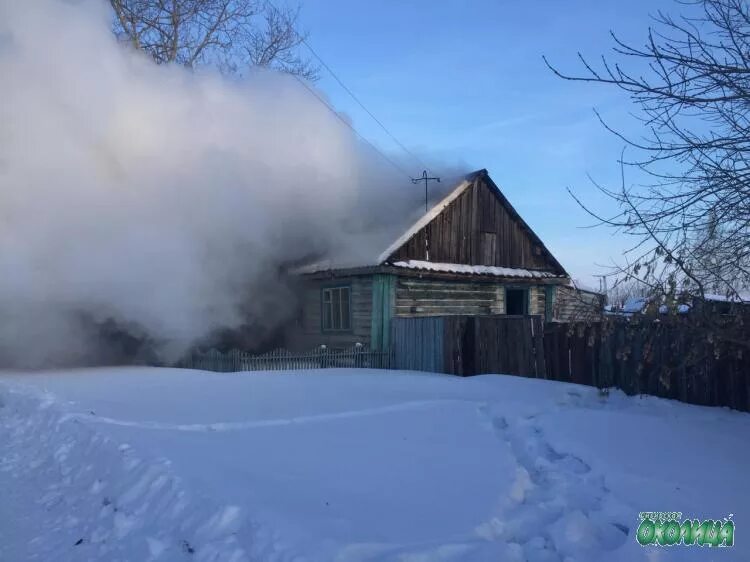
[544,286,556,321]
[322,285,352,332]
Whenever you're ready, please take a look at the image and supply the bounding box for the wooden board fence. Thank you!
[392,314,750,411]
[543,319,750,411]
[176,315,749,412]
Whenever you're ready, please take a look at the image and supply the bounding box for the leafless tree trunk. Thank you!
[545,0,750,303]
[109,0,317,79]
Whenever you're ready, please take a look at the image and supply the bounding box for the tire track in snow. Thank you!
[60,399,473,432]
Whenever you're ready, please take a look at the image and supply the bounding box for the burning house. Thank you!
[287,169,597,351]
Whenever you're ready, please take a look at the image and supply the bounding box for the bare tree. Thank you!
[109,0,318,79]
[545,0,750,302]
[605,279,652,310]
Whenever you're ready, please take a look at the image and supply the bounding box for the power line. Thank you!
[291,75,415,180]
[264,0,430,176]
[297,40,431,173]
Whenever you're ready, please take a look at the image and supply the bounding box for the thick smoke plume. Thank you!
[0,0,460,367]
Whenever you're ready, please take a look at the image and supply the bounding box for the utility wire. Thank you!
[292,75,415,180]
[264,0,430,177]
[297,40,431,173]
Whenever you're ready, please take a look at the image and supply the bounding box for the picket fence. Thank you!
[177,345,394,373]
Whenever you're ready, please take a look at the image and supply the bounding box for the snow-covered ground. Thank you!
[0,368,747,562]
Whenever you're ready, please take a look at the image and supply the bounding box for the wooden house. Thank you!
[554,284,606,322]
[289,169,585,350]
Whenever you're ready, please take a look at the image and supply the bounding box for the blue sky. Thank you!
[297,0,678,287]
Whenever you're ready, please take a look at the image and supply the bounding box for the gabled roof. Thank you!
[376,177,473,263]
[296,169,568,279]
[476,170,567,276]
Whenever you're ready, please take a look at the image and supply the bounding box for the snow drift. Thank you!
[0,0,457,367]
[1,369,747,561]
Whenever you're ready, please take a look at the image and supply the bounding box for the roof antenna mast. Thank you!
[412,170,441,213]
[411,170,441,261]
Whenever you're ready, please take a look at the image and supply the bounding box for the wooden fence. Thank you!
[391,314,750,412]
[391,315,545,377]
[177,345,394,373]
[543,319,750,411]
[175,316,749,411]
[391,317,445,373]
[443,315,546,377]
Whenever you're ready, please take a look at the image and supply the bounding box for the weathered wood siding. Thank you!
[554,285,604,322]
[529,286,545,316]
[395,277,503,316]
[390,176,561,272]
[288,273,562,351]
[289,275,373,349]
[395,277,548,317]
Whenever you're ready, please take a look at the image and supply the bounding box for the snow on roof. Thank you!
[621,297,649,314]
[658,303,691,314]
[290,260,378,275]
[568,279,603,295]
[391,260,562,279]
[376,179,472,264]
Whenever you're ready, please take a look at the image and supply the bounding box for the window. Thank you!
[505,288,528,315]
[322,286,351,331]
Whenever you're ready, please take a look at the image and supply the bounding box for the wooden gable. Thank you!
[386,170,566,274]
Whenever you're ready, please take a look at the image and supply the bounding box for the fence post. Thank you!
[319,344,328,369]
[534,316,546,378]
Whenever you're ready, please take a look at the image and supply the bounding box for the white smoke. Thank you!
[0,0,463,367]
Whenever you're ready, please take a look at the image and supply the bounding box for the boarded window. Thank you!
[322,286,352,331]
[480,232,497,265]
[505,288,528,315]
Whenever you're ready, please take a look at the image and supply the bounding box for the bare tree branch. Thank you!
[109,0,318,79]
[546,0,750,307]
